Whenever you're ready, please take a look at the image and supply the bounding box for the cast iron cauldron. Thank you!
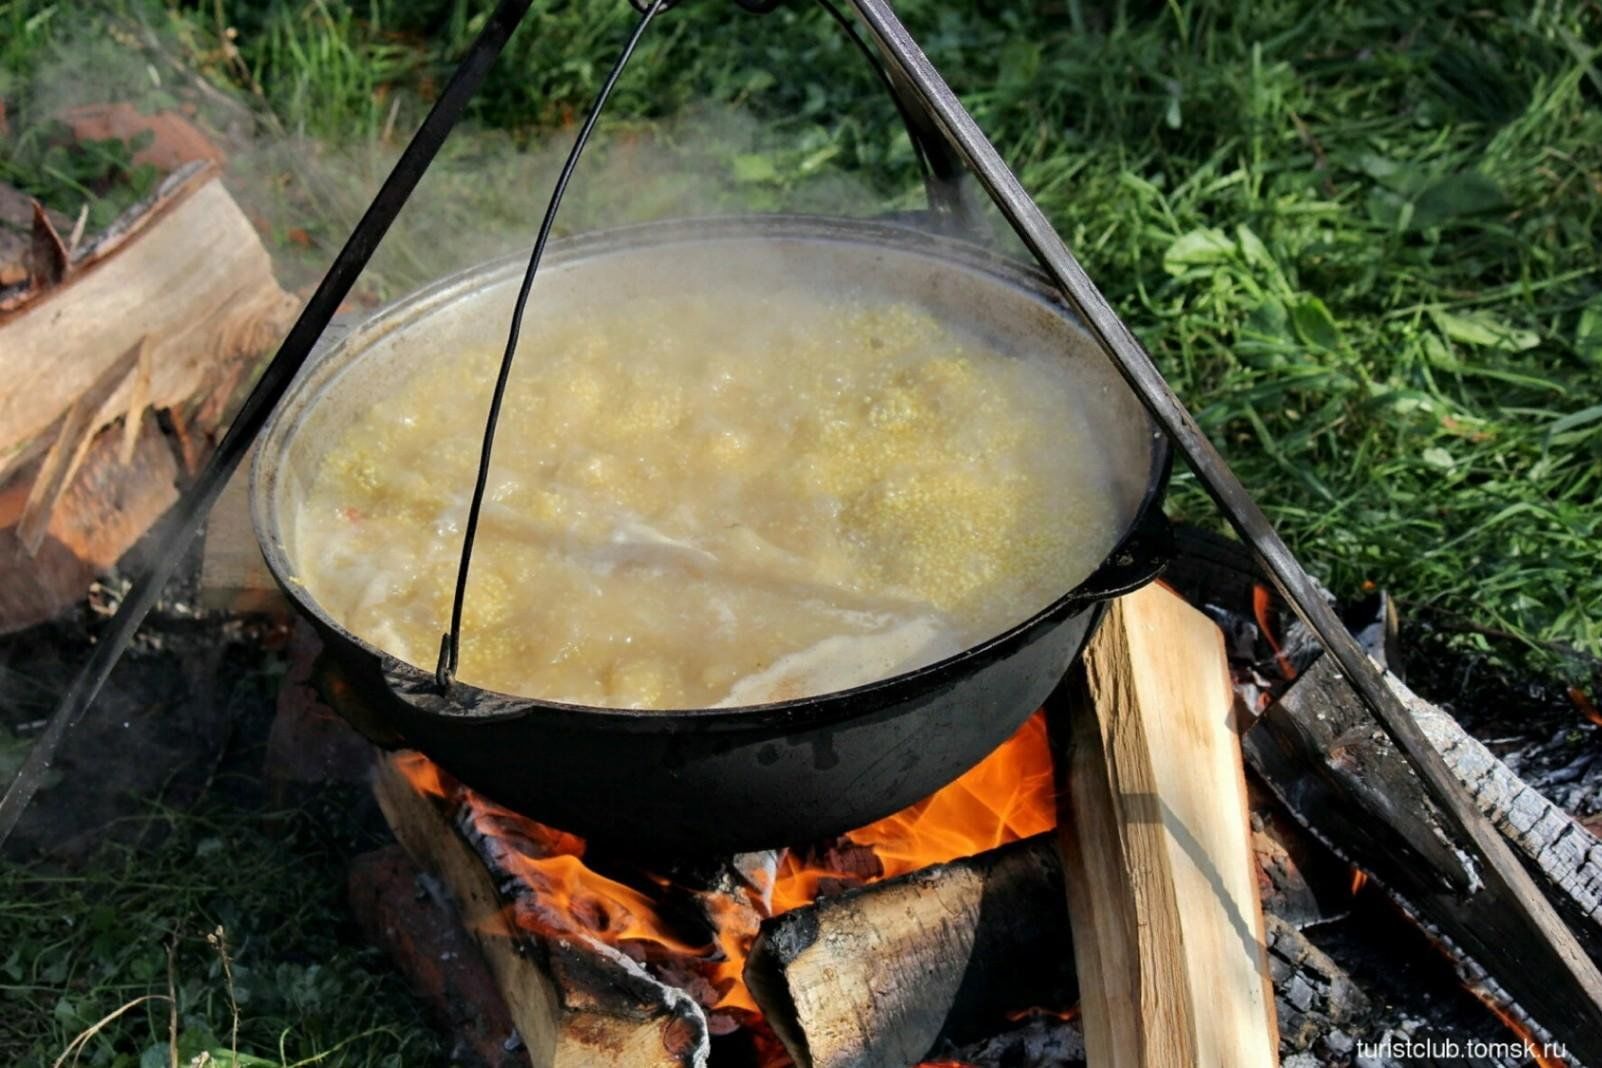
[252,214,1172,856]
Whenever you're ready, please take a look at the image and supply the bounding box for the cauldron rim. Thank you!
[252,212,1172,732]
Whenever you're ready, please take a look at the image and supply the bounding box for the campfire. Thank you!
[317,531,1602,1067]
[378,711,1062,1066]
[6,4,1601,1066]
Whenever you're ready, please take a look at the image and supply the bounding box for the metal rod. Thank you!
[843,0,1602,1027]
[0,0,537,849]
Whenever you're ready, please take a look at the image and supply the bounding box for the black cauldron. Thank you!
[252,214,1171,856]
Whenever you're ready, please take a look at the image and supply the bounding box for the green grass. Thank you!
[9,0,1596,668]
[0,786,441,1067]
[1,0,1600,1062]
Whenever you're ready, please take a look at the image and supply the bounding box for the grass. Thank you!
[0,783,442,1067]
[6,0,1598,669]
[0,635,440,1068]
[1,0,1600,1063]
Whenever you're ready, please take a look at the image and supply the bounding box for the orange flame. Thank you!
[393,750,451,798]
[1349,868,1368,896]
[1471,987,1569,1068]
[1005,1004,1080,1023]
[391,709,1062,1045]
[768,849,862,917]
[844,712,1056,881]
[1569,687,1602,729]
[1253,583,1297,680]
[395,753,709,960]
[707,712,1057,1014]
[702,887,764,1014]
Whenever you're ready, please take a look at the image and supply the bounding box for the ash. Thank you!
[935,1016,1087,1067]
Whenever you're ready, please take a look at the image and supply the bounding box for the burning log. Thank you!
[744,834,1076,1068]
[348,844,526,1068]
[0,160,295,632]
[372,755,711,1068]
[1053,583,1279,1068]
[1402,682,1602,942]
[746,831,1375,1067]
[1244,654,1602,1064]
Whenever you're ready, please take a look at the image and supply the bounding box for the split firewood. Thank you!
[15,338,148,555]
[748,829,1375,1067]
[745,834,1076,1068]
[1052,582,1279,1068]
[0,161,296,632]
[198,445,287,616]
[1244,654,1602,1065]
[0,163,292,457]
[372,755,710,1068]
[0,413,179,629]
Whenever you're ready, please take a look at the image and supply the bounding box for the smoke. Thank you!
[226,101,897,302]
[5,11,911,306]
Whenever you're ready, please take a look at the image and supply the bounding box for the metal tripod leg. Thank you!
[842,0,1602,1038]
[0,0,538,847]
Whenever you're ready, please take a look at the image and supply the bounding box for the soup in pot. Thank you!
[294,286,1121,709]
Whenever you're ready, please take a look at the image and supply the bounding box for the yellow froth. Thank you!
[296,289,1119,709]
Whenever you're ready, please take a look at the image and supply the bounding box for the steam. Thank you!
[229,102,896,301]
[5,12,916,306]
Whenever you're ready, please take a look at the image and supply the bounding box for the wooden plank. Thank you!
[1053,583,1279,1068]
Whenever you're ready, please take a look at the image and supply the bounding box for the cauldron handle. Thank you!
[808,0,985,240]
[1069,508,1174,608]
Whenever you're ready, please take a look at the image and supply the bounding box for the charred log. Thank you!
[1244,654,1602,1065]
[745,835,1074,1068]
[372,756,710,1068]
[1262,913,1372,1053]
